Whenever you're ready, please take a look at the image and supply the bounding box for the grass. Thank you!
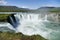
[0,14,11,22]
[0,32,47,40]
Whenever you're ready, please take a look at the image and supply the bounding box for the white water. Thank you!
[0,22,15,30]
[13,13,60,40]
[0,13,59,40]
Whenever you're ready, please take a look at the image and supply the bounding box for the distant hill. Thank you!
[0,6,60,13]
[49,7,60,12]
[0,6,31,12]
[35,7,60,13]
[37,7,55,10]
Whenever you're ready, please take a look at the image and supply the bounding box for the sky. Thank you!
[0,0,60,9]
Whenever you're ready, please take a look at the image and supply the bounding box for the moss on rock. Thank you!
[0,32,47,40]
[0,14,12,22]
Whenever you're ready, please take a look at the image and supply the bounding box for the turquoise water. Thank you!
[0,12,60,40]
[45,22,60,40]
[15,13,60,40]
[0,22,60,40]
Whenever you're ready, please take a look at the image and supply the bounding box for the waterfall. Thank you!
[44,15,48,21]
[15,13,49,39]
[9,16,15,27]
[0,12,60,40]
[13,13,60,40]
[7,15,19,28]
[15,14,48,22]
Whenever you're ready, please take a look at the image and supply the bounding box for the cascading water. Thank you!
[7,14,19,28]
[9,16,15,26]
[44,15,48,21]
[14,13,60,40]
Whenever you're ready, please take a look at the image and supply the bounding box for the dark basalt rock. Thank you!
[7,14,19,28]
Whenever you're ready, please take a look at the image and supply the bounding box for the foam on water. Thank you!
[14,13,49,39]
[8,13,60,40]
[16,14,60,40]
[0,22,16,30]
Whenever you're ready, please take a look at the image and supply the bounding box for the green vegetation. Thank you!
[0,6,60,13]
[0,32,47,40]
[47,7,60,13]
[0,6,30,12]
[50,8,60,13]
[0,14,11,22]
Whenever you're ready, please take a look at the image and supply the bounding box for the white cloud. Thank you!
[21,6,28,8]
[18,5,30,8]
[20,6,34,9]
[0,0,7,5]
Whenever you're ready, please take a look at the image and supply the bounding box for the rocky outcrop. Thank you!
[0,32,47,40]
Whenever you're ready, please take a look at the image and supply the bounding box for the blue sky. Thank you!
[0,0,60,9]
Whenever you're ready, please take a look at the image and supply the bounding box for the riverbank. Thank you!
[0,32,47,40]
[0,14,12,22]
